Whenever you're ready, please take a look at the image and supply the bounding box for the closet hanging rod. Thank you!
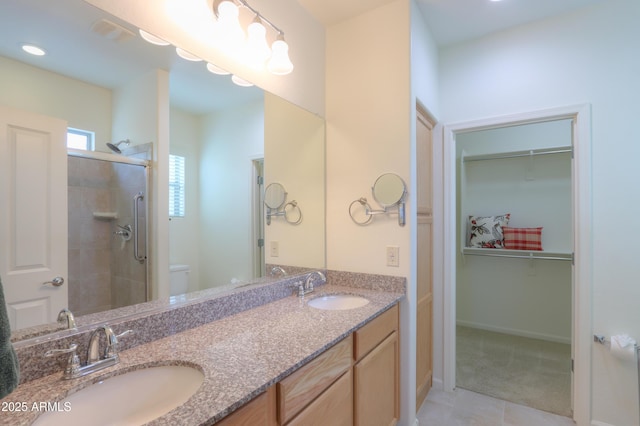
[463,146,572,163]
[462,249,573,261]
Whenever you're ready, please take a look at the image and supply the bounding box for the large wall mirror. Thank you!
[0,0,325,339]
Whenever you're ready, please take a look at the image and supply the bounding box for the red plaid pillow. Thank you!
[503,227,543,251]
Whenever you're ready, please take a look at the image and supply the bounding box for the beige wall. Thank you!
[325,0,414,422]
[199,99,264,287]
[264,92,325,269]
[0,55,112,146]
[169,107,202,292]
[326,0,411,276]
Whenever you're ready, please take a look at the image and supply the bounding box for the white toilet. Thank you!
[169,264,190,296]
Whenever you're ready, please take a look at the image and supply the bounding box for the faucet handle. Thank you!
[45,343,80,379]
[107,329,133,358]
[116,329,134,340]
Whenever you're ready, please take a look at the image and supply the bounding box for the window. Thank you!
[169,154,186,217]
[67,128,94,150]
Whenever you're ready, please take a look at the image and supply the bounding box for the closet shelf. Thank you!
[462,146,572,163]
[462,247,572,261]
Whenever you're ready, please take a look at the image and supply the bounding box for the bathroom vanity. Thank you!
[1,272,404,425]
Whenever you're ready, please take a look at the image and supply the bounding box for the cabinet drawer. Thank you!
[287,370,353,426]
[217,386,276,426]
[354,304,398,361]
[277,337,352,424]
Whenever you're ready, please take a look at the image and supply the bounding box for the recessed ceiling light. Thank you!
[21,44,46,56]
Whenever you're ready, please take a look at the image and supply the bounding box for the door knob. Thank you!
[43,276,64,287]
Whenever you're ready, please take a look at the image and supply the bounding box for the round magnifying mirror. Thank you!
[372,173,406,207]
[264,183,287,209]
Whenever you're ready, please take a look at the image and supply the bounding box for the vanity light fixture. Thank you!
[206,62,230,75]
[213,0,293,75]
[21,43,46,56]
[176,47,203,62]
[215,0,246,52]
[246,17,271,65]
[231,74,253,87]
[139,29,170,46]
[268,34,293,75]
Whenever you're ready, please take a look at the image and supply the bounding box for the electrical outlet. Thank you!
[386,246,399,267]
[270,241,279,257]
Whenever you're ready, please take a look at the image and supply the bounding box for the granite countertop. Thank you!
[2,283,404,425]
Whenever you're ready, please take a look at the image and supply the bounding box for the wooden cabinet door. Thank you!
[277,337,352,424]
[354,331,399,426]
[217,386,277,426]
[416,105,434,410]
[287,370,353,426]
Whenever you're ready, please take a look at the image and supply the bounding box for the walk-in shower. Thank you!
[67,151,149,316]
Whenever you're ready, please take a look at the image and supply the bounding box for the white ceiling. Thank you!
[296,0,605,46]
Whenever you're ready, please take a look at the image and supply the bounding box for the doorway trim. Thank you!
[442,104,592,425]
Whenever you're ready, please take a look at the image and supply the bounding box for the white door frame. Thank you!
[442,104,592,425]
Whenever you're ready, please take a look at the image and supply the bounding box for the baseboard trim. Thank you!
[591,421,614,426]
[456,320,571,344]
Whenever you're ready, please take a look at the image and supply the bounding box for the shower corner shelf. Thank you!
[93,212,118,220]
[462,247,573,262]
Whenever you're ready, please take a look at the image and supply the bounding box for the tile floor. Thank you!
[417,387,576,426]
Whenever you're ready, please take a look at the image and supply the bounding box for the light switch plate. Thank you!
[386,246,399,267]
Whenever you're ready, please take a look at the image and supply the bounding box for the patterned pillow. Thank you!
[503,227,543,251]
[468,214,511,248]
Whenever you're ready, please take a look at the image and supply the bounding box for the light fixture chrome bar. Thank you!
[213,0,285,37]
[236,0,285,35]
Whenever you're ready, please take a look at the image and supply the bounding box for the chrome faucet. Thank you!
[57,308,77,329]
[298,271,326,297]
[270,266,287,277]
[44,325,132,380]
[87,325,131,364]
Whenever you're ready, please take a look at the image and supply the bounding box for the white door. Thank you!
[0,105,68,330]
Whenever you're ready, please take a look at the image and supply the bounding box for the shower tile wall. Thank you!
[68,156,147,316]
[68,156,113,316]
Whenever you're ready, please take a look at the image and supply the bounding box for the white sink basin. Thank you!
[33,365,204,426]
[308,294,370,310]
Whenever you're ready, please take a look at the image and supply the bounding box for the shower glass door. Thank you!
[68,155,148,316]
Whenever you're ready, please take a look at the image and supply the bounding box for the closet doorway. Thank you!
[442,105,593,424]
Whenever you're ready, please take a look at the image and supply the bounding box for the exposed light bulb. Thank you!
[216,0,245,53]
[139,29,170,46]
[231,75,253,87]
[176,47,202,62]
[246,17,271,68]
[268,37,293,75]
[207,63,230,75]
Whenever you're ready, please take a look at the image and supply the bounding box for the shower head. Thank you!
[107,139,130,154]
